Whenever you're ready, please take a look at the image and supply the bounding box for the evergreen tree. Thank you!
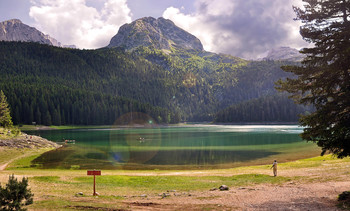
[0,175,34,211]
[0,90,13,128]
[277,0,350,158]
[43,111,52,126]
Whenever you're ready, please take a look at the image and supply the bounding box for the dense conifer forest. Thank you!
[0,41,178,125]
[215,94,310,123]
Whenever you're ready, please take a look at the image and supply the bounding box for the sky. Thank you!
[0,0,308,59]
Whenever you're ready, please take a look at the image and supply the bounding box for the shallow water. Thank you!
[28,125,321,170]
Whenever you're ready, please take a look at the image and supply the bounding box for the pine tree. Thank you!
[0,90,13,128]
[0,175,33,210]
[43,111,52,126]
[277,0,350,158]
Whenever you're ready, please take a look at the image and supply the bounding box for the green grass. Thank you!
[73,173,291,192]
[32,176,61,183]
[1,145,350,210]
[19,124,112,131]
[278,154,350,169]
[21,173,288,210]
[0,127,20,139]
[0,148,28,165]
[28,172,292,193]
[17,125,37,131]
[50,125,112,130]
[5,148,56,169]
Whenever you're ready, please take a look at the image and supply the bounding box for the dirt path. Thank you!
[121,181,348,210]
[0,152,31,171]
[0,163,7,171]
[0,133,60,171]
[0,160,13,171]
[119,180,349,211]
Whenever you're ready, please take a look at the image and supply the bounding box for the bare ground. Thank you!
[116,162,350,210]
[123,181,348,211]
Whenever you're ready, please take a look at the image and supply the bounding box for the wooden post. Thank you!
[93,174,96,195]
[87,170,101,196]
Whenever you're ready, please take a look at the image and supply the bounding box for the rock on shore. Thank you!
[0,133,60,149]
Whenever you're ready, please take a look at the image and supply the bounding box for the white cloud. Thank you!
[163,6,217,52]
[29,0,132,48]
[163,0,309,59]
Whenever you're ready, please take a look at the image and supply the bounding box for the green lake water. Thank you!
[27,125,321,170]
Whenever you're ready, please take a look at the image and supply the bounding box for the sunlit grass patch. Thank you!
[0,148,28,165]
[73,173,292,193]
[0,127,20,139]
[279,154,350,169]
[228,174,292,185]
[6,148,54,169]
[31,176,61,183]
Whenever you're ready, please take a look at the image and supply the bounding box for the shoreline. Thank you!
[19,122,302,131]
[0,132,61,149]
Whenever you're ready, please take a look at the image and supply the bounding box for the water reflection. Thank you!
[28,125,319,170]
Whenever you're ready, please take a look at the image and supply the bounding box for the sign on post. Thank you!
[87,170,101,196]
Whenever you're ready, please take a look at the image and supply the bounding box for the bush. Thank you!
[0,175,34,211]
[339,191,350,201]
[10,127,21,137]
[338,191,350,209]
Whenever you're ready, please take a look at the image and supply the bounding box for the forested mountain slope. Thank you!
[0,41,307,125]
[0,41,178,125]
[0,17,309,125]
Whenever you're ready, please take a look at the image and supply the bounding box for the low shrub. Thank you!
[338,191,350,209]
[0,175,34,210]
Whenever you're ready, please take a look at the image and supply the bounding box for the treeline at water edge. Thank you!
[215,94,312,123]
[2,86,179,125]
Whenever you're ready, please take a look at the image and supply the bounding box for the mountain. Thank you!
[108,17,203,51]
[262,47,304,62]
[0,17,308,125]
[0,19,75,48]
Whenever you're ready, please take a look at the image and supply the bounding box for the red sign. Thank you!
[87,170,101,196]
[87,170,101,176]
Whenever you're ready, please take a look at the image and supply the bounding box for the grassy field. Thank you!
[19,125,113,131]
[0,127,20,139]
[1,146,350,210]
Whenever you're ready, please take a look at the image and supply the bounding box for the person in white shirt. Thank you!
[271,160,277,177]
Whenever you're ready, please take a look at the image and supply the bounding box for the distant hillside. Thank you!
[261,47,304,62]
[0,19,75,48]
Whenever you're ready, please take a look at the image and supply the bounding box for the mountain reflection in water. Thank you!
[28,125,320,170]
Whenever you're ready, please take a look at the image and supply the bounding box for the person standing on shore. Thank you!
[271,160,277,177]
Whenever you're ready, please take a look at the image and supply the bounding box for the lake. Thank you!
[27,125,321,170]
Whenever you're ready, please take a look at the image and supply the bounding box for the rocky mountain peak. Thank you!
[0,19,54,45]
[5,19,23,24]
[107,17,203,51]
[0,19,75,48]
[262,46,304,62]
